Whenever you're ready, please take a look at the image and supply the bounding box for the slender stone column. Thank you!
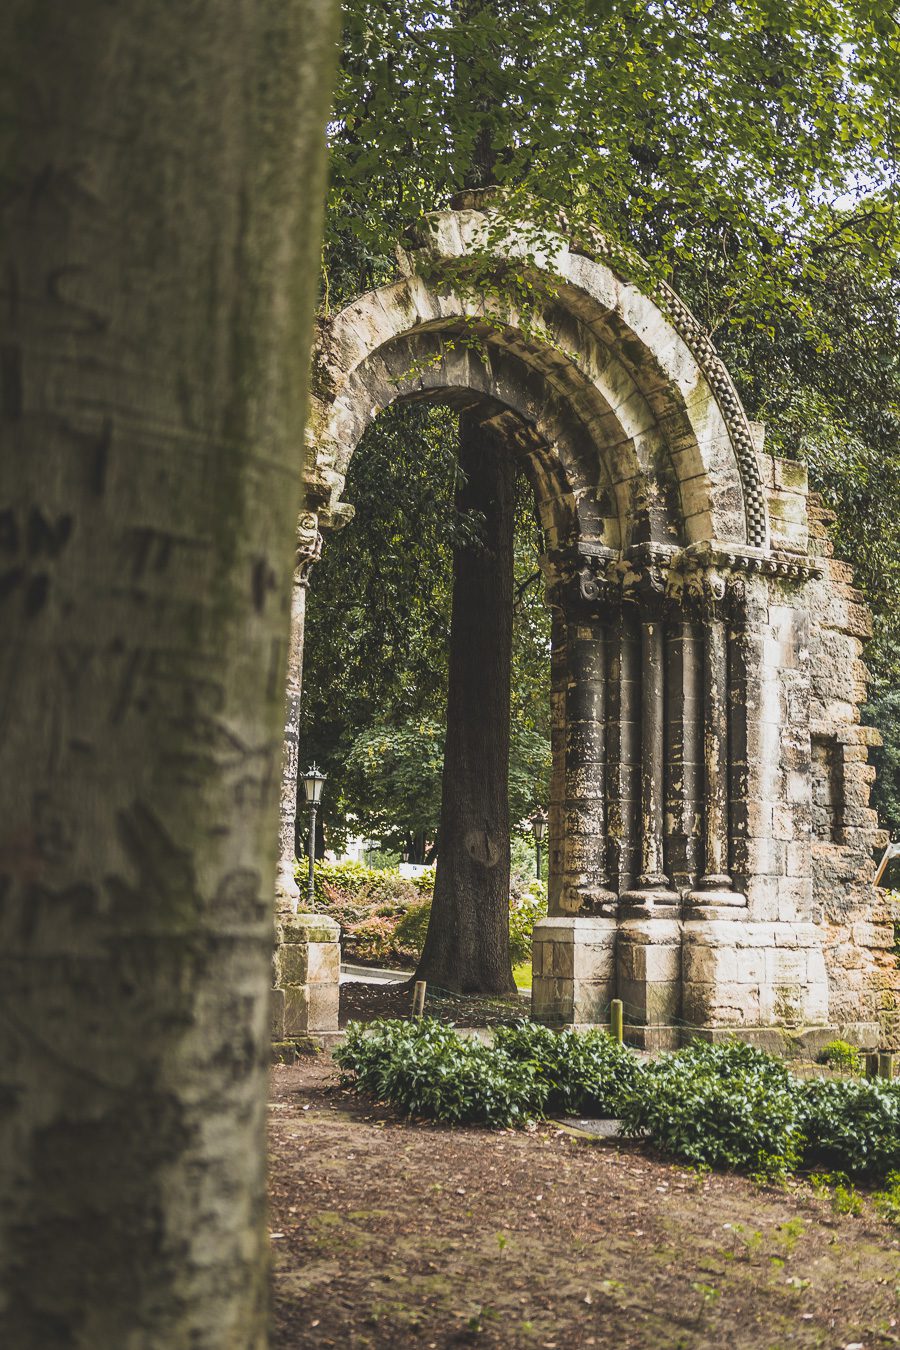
[561,606,616,914]
[547,606,567,916]
[617,570,681,1045]
[688,572,745,910]
[275,512,322,914]
[622,599,679,913]
[664,617,703,889]
[534,553,617,1027]
[607,603,641,892]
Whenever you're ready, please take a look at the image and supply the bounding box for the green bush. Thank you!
[873,1171,900,1225]
[817,1039,862,1073]
[797,1078,900,1177]
[494,1021,640,1117]
[334,1019,547,1127]
[302,860,434,965]
[304,859,547,970]
[618,1040,803,1179]
[335,1022,900,1183]
[508,882,547,966]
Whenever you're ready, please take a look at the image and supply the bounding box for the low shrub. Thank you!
[508,883,547,966]
[817,1039,862,1073]
[618,1040,803,1179]
[873,1171,900,1225]
[797,1077,900,1177]
[303,860,434,965]
[494,1021,641,1117]
[335,1022,900,1184]
[304,860,547,970]
[334,1018,546,1128]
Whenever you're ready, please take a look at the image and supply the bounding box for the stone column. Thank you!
[618,561,681,1047]
[664,616,703,890]
[533,553,616,1027]
[274,512,322,913]
[621,595,679,912]
[271,511,340,1044]
[607,602,641,892]
[688,571,745,911]
[560,569,617,915]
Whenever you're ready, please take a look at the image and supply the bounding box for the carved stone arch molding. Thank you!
[278,197,894,1053]
[306,198,768,555]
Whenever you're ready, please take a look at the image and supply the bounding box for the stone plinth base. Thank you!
[682,1024,838,1057]
[682,918,829,1029]
[616,917,682,1047]
[272,912,340,1041]
[531,916,616,1026]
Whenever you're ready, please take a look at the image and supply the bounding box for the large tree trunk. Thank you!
[0,3,336,1346]
[416,412,516,995]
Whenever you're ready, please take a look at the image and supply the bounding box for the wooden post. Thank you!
[412,981,427,1018]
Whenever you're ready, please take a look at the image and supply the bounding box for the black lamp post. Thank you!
[301,764,327,909]
[529,806,548,882]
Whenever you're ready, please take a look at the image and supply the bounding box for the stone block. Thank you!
[281,984,309,1036]
[308,940,341,984]
[271,987,286,1041]
[573,943,615,981]
[282,981,340,1037]
[765,948,808,985]
[682,944,737,985]
[277,912,340,945]
[274,943,310,987]
[734,948,766,984]
[773,457,808,494]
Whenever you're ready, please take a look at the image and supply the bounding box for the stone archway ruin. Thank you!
[274,193,896,1051]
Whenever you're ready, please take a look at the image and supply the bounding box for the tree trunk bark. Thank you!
[416,412,516,995]
[0,3,337,1346]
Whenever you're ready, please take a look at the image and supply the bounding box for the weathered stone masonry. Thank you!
[284,195,897,1048]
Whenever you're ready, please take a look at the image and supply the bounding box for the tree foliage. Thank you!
[329,0,900,333]
[305,2,900,847]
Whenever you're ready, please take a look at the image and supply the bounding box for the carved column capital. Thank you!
[542,545,620,617]
[669,558,747,622]
[622,544,675,618]
[295,511,323,587]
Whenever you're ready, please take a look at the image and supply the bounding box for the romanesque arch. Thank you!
[274,195,894,1050]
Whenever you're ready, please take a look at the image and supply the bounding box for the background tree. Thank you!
[300,403,552,864]
[301,1,900,885]
[0,2,337,1342]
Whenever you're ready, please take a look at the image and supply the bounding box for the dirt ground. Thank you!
[269,1055,900,1350]
[339,978,527,1028]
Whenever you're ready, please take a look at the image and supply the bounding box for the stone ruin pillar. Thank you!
[271,512,340,1045]
[533,553,617,1026]
[617,554,682,1045]
[532,479,893,1049]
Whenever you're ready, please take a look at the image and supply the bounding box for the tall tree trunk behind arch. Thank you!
[0,2,337,1343]
[416,411,516,996]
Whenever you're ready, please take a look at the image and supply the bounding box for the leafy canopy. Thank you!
[330,0,900,335]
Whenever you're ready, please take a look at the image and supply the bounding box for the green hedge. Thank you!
[303,859,546,968]
[335,1020,900,1181]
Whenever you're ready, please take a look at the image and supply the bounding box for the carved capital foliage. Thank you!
[295,512,323,586]
[542,539,820,621]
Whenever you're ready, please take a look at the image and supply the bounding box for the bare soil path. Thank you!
[270,1057,900,1349]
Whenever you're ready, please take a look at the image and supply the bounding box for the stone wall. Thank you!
[803,492,900,1046]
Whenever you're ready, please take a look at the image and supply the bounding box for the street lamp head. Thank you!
[529,806,548,843]
[301,764,327,805]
